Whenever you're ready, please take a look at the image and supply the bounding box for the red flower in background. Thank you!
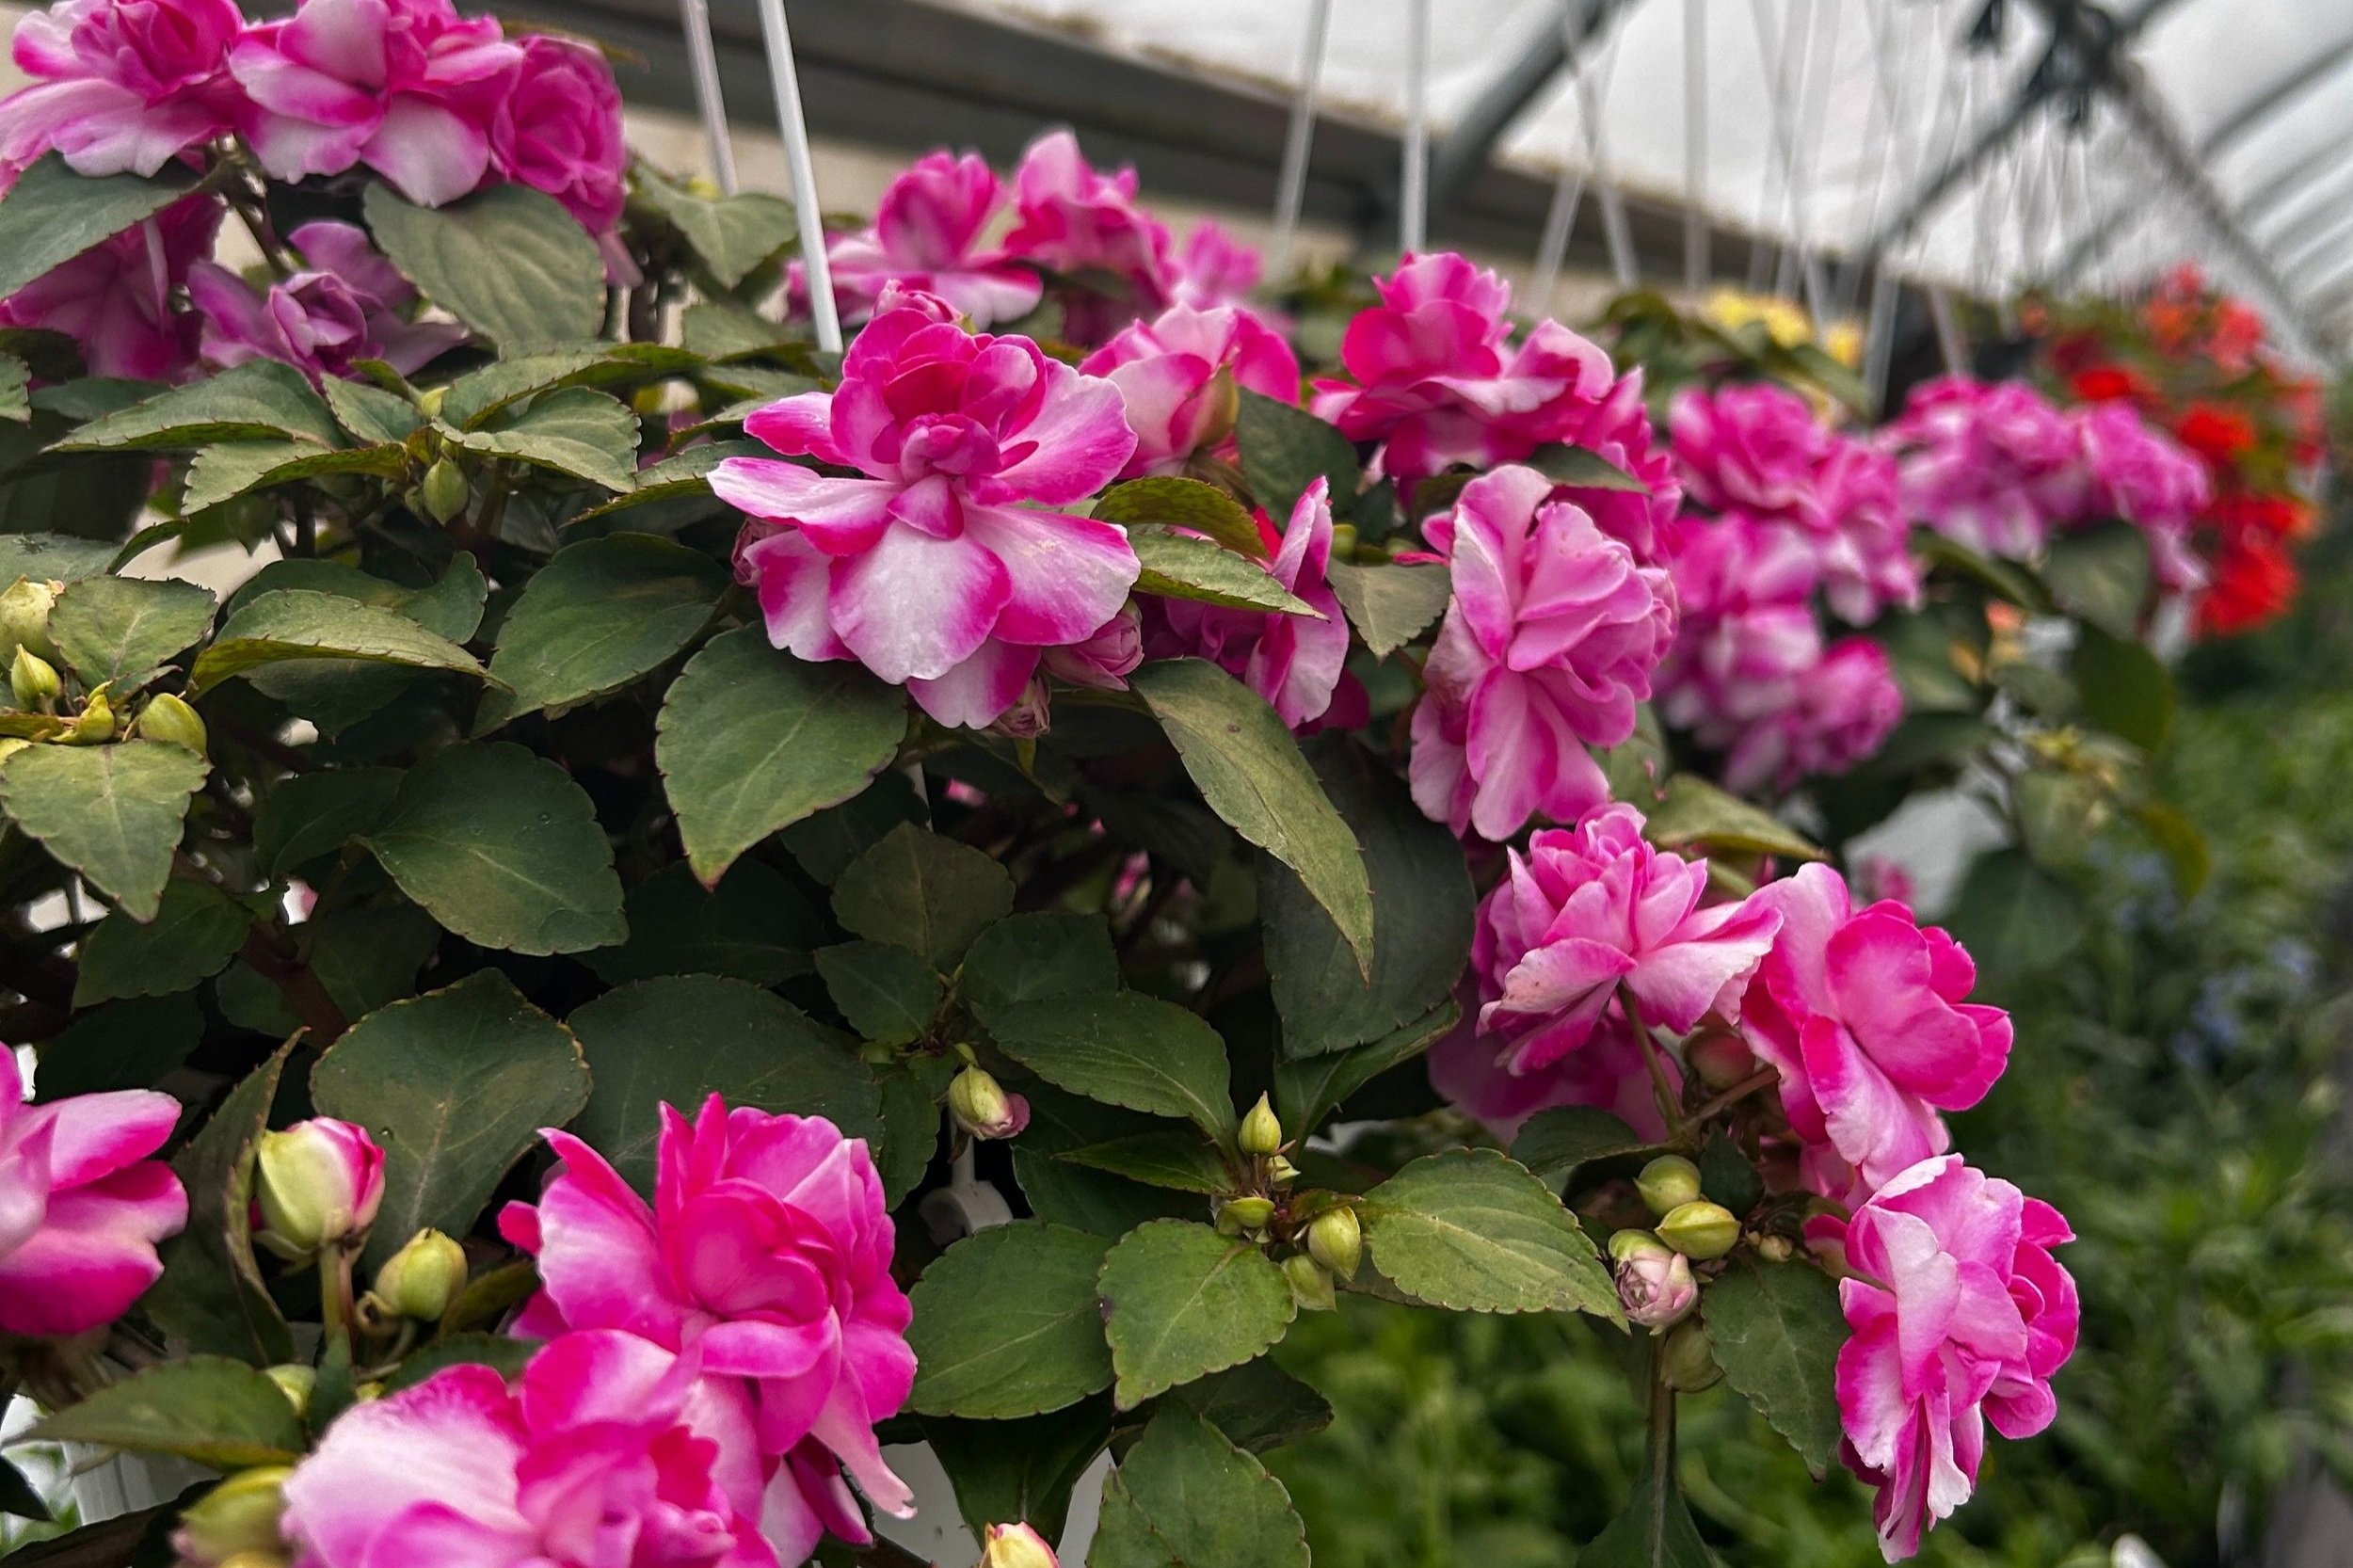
[2199,533,2298,638]
[2069,364,2148,405]
[2172,403,2255,465]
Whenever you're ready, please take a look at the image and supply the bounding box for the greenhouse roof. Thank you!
[554,0,2353,362]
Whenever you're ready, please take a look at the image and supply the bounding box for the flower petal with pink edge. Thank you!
[959,504,1139,646]
[906,638,1040,728]
[744,392,847,467]
[988,360,1138,504]
[524,1130,684,1348]
[0,1162,185,1336]
[360,95,491,208]
[827,522,1009,683]
[280,1365,531,1568]
[710,460,898,556]
[738,531,851,664]
[24,1088,179,1188]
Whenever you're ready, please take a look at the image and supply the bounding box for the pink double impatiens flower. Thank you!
[231,0,520,209]
[1312,253,1623,489]
[1142,477,1352,730]
[281,1330,778,1568]
[0,1048,187,1337]
[817,151,1044,329]
[1826,1156,2078,1560]
[1460,802,1781,1081]
[0,0,243,179]
[1741,864,2013,1205]
[712,288,1141,729]
[499,1097,915,1563]
[189,218,464,383]
[0,192,219,379]
[1080,302,1300,480]
[1410,465,1676,841]
[1002,130,1174,345]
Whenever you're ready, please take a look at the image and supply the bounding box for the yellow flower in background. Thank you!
[1705,286,1815,348]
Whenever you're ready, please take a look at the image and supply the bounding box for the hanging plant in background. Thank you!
[0,0,2282,1564]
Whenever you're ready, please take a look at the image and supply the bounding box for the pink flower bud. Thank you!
[948,1067,1030,1142]
[1610,1230,1697,1330]
[982,1521,1060,1568]
[253,1118,384,1258]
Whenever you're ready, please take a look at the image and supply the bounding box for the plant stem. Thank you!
[1642,1338,1679,1543]
[239,923,350,1045]
[320,1241,358,1348]
[1619,987,1688,1140]
[1686,1064,1782,1126]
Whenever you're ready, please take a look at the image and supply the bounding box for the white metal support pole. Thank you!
[678,0,739,194]
[1682,0,1707,294]
[1401,0,1431,255]
[754,0,841,354]
[1270,0,1334,280]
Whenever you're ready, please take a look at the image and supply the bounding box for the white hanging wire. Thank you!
[1401,0,1433,255]
[753,0,840,353]
[1838,0,1908,315]
[1531,5,1633,308]
[1746,0,1807,293]
[1267,0,1334,281]
[677,0,738,193]
[1682,0,1708,294]
[1772,0,1841,318]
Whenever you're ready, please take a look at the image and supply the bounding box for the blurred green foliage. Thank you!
[1271,522,2353,1567]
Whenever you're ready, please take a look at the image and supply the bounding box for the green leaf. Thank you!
[1234,389,1357,519]
[31,992,201,1100]
[0,1456,48,1522]
[1129,527,1317,615]
[30,1357,305,1469]
[2072,623,2172,751]
[1094,476,1267,558]
[1512,1106,1651,1179]
[777,770,924,885]
[312,971,592,1274]
[634,168,798,289]
[364,182,603,347]
[1270,1000,1456,1135]
[189,587,488,695]
[574,439,757,520]
[1062,1129,1234,1193]
[923,1400,1112,1545]
[1090,1408,1310,1568]
[1360,1147,1618,1317]
[1097,1221,1296,1409]
[439,349,609,427]
[365,741,624,954]
[1641,775,1825,862]
[0,353,25,424]
[73,877,251,1006]
[217,904,440,1040]
[1528,442,1649,492]
[874,1068,939,1206]
[146,1045,295,1365]
[252,767,403,878]
[1702,1256,1846,1477]
[0,740,206,920]
[474,533,727,730]
[378,1333,540,1395]
[1015,1085,1199,1238]
[815,939,942,1045]
[47,574,216,689]
[2130,798,2209,900]
[182,440,405,514]
[1912,530,2049,612]
[1162,1358,1334,1454]
[907,1221,1115,1418]
[58,360,340,450]
[0,154,198,302]
[961,911,1120,1026]
[1130,658,1372,972]
[991,992,1235,1137]
[656,627,908,885]
[452,386,640,492]
[832,822,1013,968]
[1947,847,2086,980]
[1323,559,1449,658]
[230,556,486,642]
[566,975,882,1192]
[1263,738,1471,1056]
[322,376,424,444]
[0,533,121,584]
[1696,1130,1764,1217]
[1577,1454,1715,1568]
[2041,520,2152,640]
[585,858,820,986]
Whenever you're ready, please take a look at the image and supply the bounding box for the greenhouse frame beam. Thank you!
[2052,30,2353,284]
[1860,0,2177,267]
[1425,0,1642,221]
